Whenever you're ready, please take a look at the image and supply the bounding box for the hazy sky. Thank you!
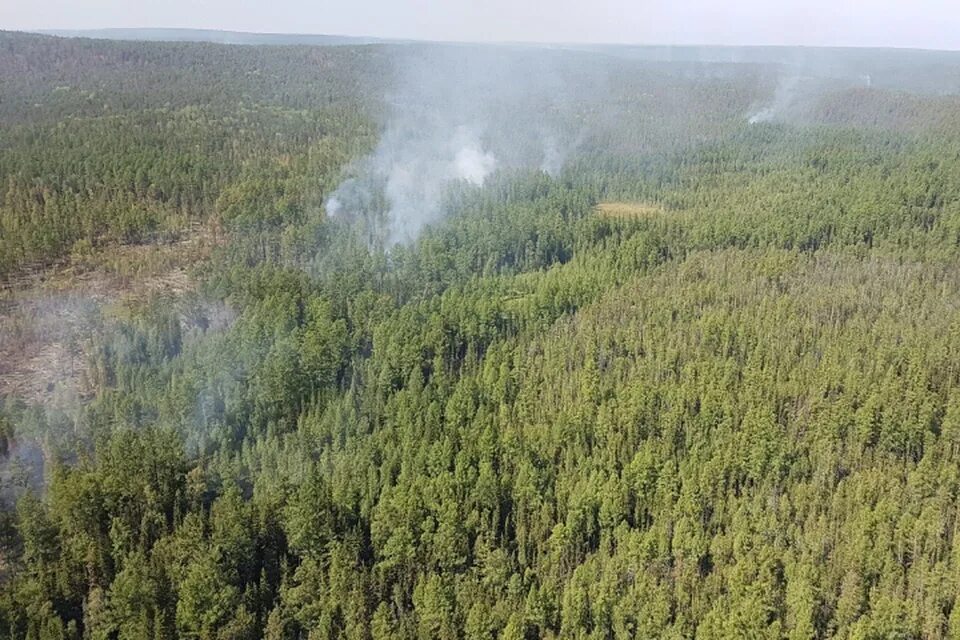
[4,0,960,50]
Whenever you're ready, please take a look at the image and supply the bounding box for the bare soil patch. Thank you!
[0,224,221,406]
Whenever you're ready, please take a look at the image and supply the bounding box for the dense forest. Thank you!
[5,29,960,639]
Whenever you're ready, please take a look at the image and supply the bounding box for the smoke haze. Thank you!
[324,46,594,243]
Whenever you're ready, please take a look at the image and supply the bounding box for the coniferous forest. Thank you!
[6,29,960,639]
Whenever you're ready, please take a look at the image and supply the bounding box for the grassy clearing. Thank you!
[595,201,668,219]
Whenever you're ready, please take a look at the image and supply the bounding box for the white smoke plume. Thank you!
[324,46,594,243]
[539,127,587,177]
[377,123,497,242]
[749,75,802,124]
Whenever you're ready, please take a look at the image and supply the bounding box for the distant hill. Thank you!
[33,30,960,95]
[35,27,399,46]
[565,43,960,94]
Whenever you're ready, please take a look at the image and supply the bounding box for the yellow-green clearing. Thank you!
[596,201,667,219]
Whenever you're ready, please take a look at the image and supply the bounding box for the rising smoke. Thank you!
[324,46,596,243]
[748,75,802,124]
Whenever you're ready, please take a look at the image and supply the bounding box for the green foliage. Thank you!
[9,29,960,640]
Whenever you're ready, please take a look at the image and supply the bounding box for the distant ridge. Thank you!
[24,28,960,95]
[35,27,402,46]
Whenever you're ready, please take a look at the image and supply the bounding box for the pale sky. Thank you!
[4,0,960,50]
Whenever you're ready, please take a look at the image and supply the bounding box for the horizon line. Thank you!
[14,27,960,55]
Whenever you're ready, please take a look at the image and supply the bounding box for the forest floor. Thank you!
[0,224,221,407]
